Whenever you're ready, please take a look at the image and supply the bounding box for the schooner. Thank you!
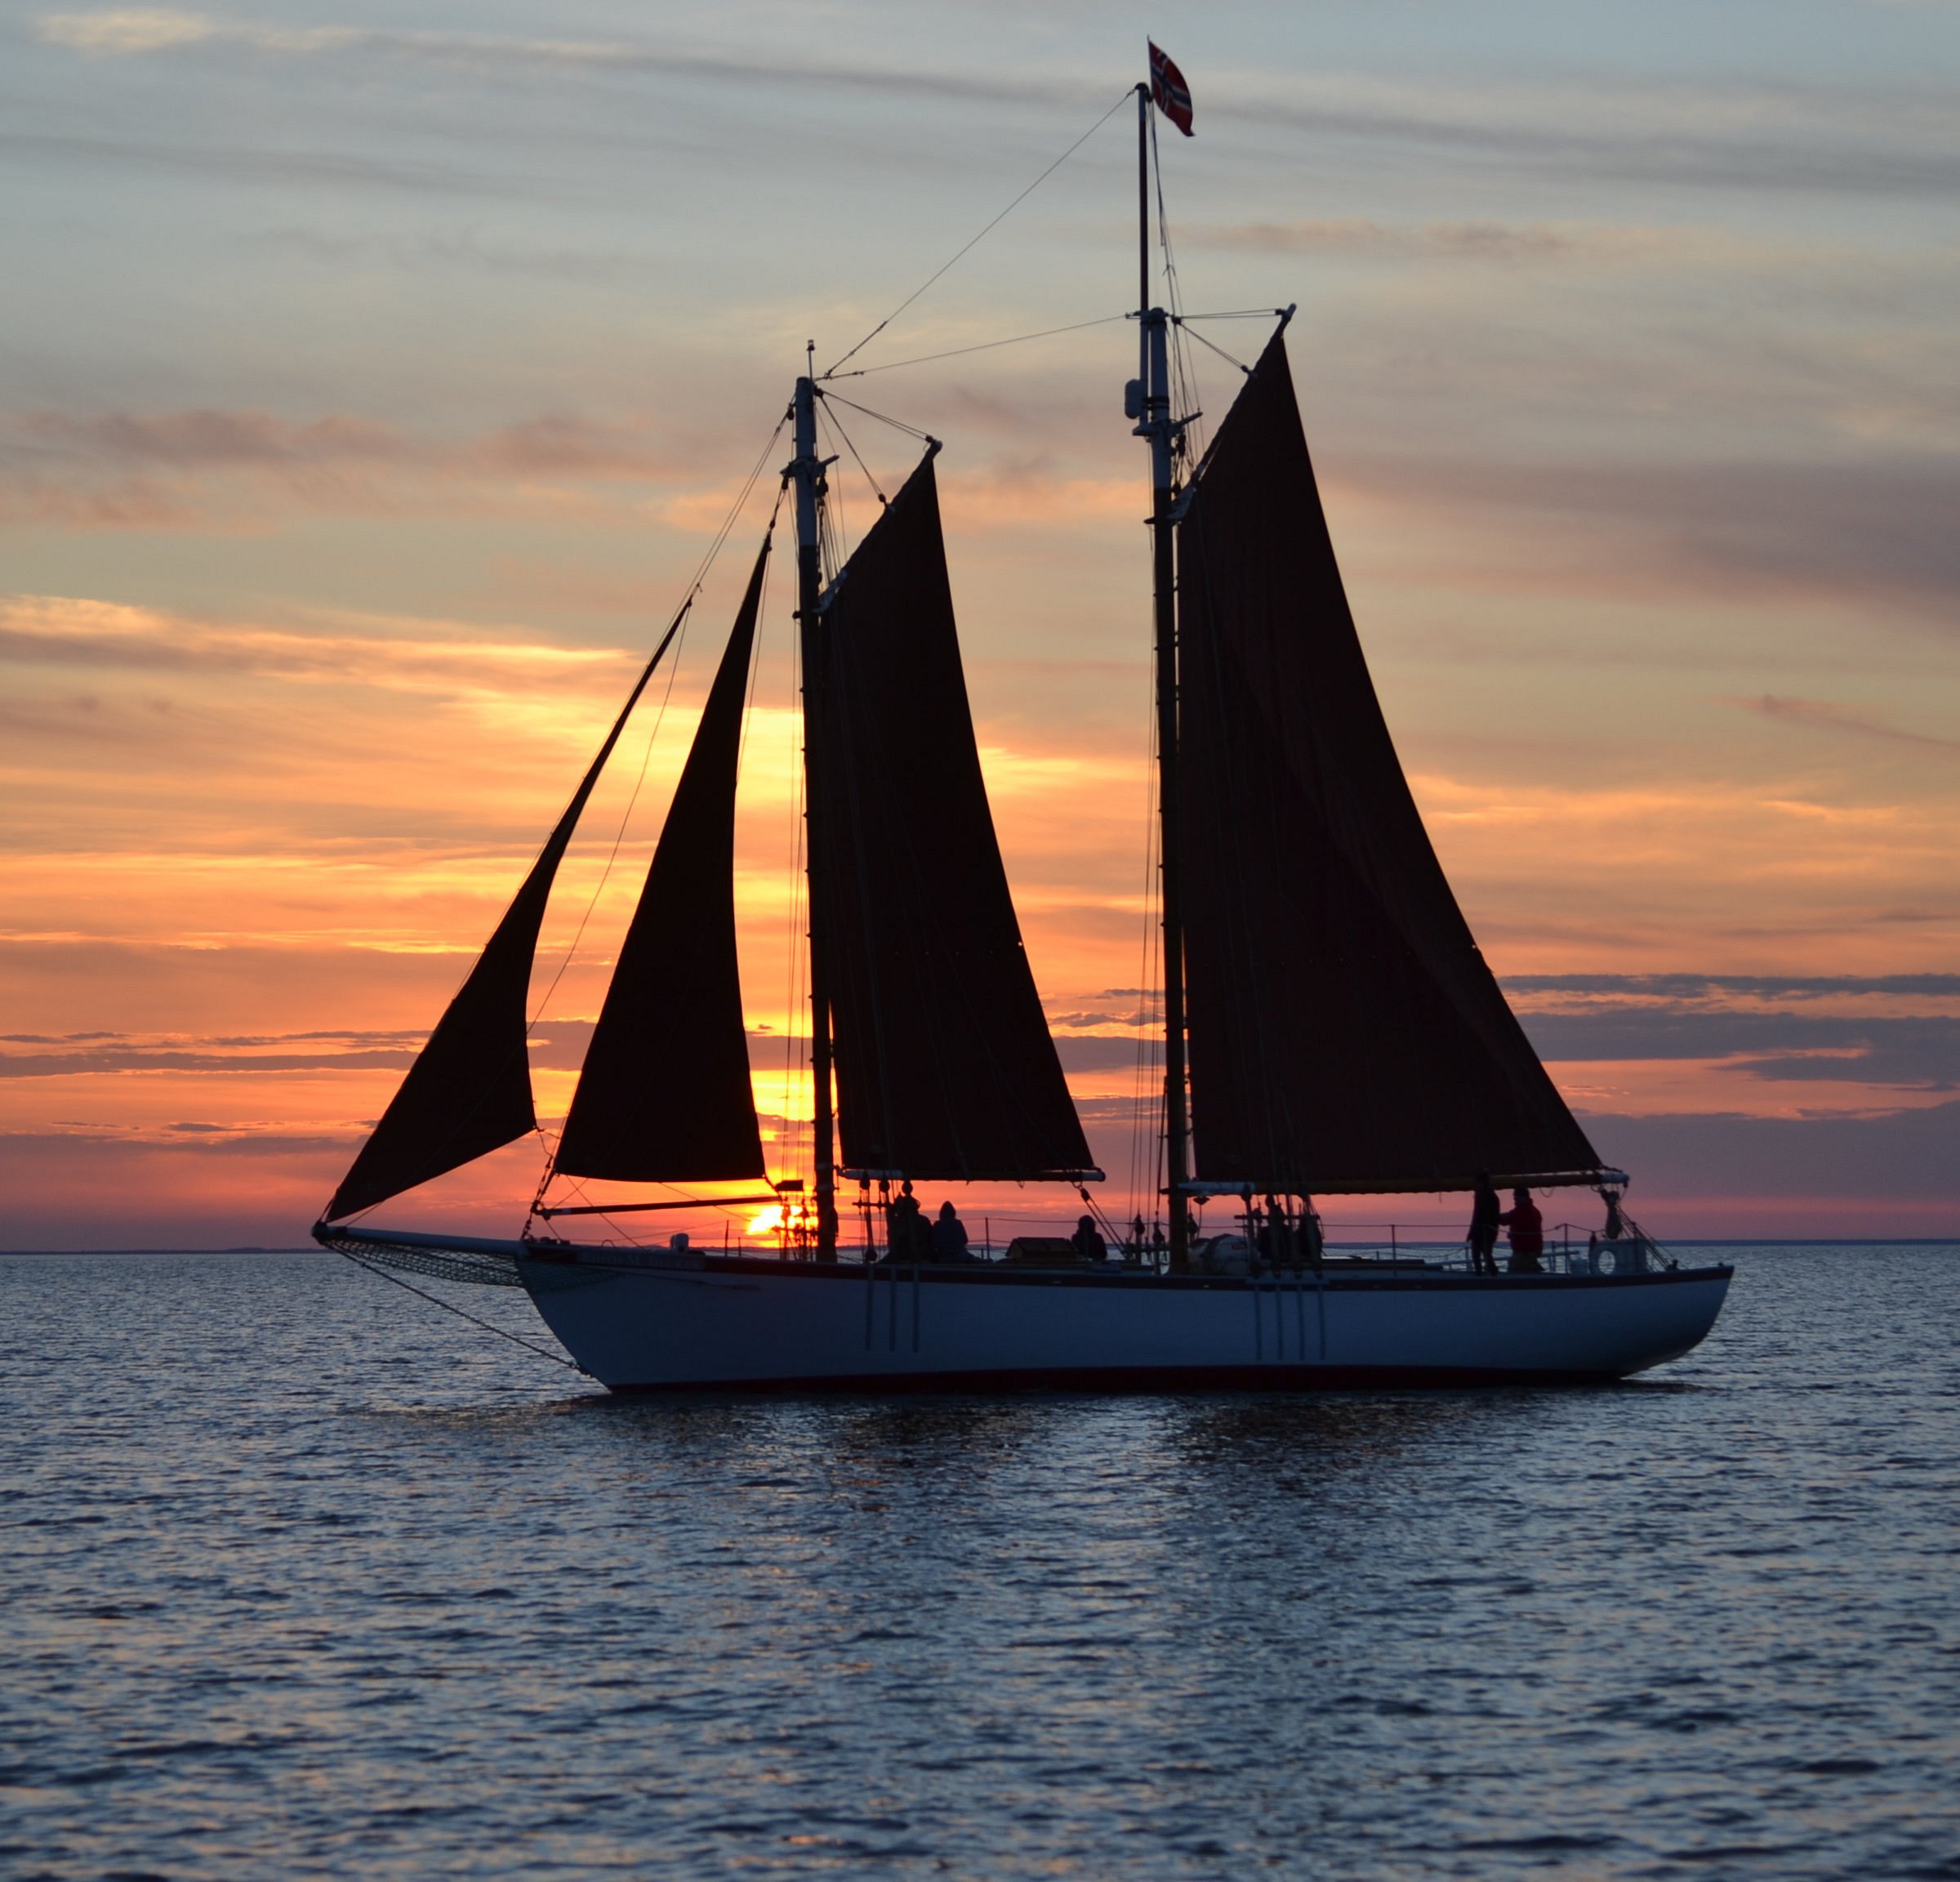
[314,65,1732,1389]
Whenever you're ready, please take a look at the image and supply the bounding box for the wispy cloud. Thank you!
[33,12,1960,203]
[1335,450,1960,615]
[1725,694,1960,752]
[1518,1009,1960,1089]
[0,407,701,533]
[1506,972,1960,1001]
[0,126,530,203]
[1189,219,1603,265]
[0,594,631,693]
[32,10,1089,108]
[1582,1096,1960,1206]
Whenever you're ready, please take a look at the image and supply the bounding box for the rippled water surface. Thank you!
[3,1246,1958,1879]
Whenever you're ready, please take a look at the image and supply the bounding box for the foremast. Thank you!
[1134,83,1192,1271]
[789,363,840,1258]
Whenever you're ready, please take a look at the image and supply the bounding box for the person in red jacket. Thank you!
[1499,1188,1544,1273]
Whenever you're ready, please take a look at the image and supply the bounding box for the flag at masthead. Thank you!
[1149,42,1193,136]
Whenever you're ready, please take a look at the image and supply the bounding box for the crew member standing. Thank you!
[1499,1187,1544,1273]
[1466,1174,1501,1275]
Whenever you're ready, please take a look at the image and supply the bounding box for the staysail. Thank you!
[806,453,1092,1180]
[552,542,769,1181]
[1175,332,1604,1193]
[323,605,689,1221]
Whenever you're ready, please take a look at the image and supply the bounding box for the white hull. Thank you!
[510,1248,1731,1392]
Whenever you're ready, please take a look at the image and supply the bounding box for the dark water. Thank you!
[2,1247,1957,1880]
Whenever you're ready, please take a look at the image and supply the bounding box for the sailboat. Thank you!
[314,78,1731,1389]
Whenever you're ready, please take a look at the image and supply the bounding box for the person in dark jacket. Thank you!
[929,1201,970,1263]
[1500,1188,1544,1273]
[1070,1215,1106,1264]
[885,1181,925,1263]
[1467,1175,1501,1275]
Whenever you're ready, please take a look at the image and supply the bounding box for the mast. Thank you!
[791,359,840,1257]
[1134,83,1191,1269]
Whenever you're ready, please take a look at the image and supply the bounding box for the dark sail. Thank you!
[324,606,689,1220]
[553,543,770,1182]
[1175,332,1603,1193]
[807,454,1091,1180]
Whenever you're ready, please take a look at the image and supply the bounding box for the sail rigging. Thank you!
[552,542,770,1182]
[1174,331,1605,1193]
[323,606,690,1222]
[805,451,1093,1181]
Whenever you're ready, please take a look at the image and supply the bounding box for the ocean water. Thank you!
[2,1246,1956,1880]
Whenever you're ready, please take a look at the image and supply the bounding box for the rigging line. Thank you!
[1150,106,1203,474]
[781,569,808,1197]
[821,401,887,508]
[1174,308,1290,321]
[1129,707,1161,1230]
[526,598,693,1046]
[529,406,791,1164]
[338,1250,587,1373]
[529,409,790,1041]
[679,411,795,609]
[736,488,786,778]
[1179,322,1251,374]
[815,404,851,574]
[822,87,1134,380]
[816,387,933,443]
[827,314,1128,381]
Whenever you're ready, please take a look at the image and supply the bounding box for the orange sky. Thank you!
[6,5,1960,1245]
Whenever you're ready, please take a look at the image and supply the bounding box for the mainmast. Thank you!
[1133,84,1191,1270]
[791,361,840,1258]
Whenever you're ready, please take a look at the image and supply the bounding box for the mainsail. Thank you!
[553,542,769,1181]
[806,453,1092,1180]
[323,606,688,1221]
[1175,332,1604,1193]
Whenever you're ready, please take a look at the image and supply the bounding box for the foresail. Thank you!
[323,609,686,1220]
[1175,332,1603,1193]
[807,454,1091,1181]
[553,542,770,1183]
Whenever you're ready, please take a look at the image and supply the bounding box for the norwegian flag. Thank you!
[1149,42,1193,136]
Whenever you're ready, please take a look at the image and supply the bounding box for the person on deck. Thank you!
[885,1181,925,1264]
[929,1200,970,1264]
[1467,1175,1501,1275]
[1071,1215,1107,1264]
[1499,1188,1544,1273]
